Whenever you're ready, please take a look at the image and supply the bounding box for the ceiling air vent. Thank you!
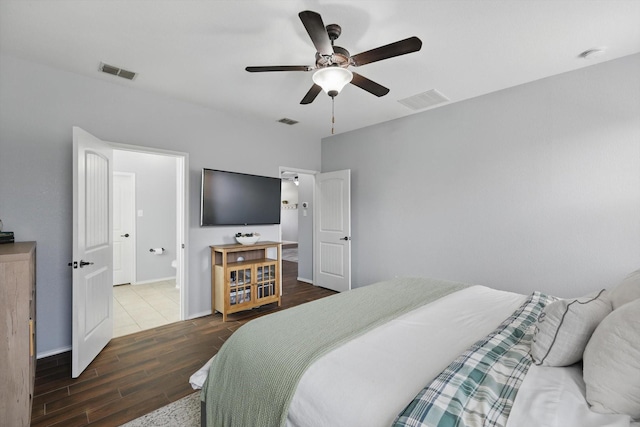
[277,118,299,125]
[99,62,137,80]
[398,89,449,111]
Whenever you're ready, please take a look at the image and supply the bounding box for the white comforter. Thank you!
[286,285,525,427]
[191,285,635,426]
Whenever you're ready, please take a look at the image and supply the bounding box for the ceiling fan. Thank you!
[245,10,423,105]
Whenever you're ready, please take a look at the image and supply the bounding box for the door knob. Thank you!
[340,236,351,241]
[79,260,94,267]
[121,233,130,237]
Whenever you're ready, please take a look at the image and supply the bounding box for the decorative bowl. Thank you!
[236,235,260,245]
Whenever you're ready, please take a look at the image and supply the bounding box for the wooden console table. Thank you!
[210,241,281,321]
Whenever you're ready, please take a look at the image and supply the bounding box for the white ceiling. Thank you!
[1,1,639,140]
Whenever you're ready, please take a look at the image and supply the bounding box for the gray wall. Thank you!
[3,50,638,356]
[322,53,640,298]
[113,150,177,283]
[0,54,321,356]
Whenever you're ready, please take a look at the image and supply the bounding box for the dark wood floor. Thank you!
[31,260,335,426]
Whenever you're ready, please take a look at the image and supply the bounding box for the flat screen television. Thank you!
[200,169,281,226]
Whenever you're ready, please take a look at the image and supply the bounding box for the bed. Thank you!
[192,277,640,427]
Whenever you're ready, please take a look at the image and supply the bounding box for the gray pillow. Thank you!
[609,268,640,309]
[530,290,611,367]
[583,298,640,420]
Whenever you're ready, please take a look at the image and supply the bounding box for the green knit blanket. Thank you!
[202,277,468,427]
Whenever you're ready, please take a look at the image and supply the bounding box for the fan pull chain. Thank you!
[331,96,335,135]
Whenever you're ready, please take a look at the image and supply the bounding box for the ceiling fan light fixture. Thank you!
[312,67,353,97]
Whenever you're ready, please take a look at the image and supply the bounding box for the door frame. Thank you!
[111,142,189,321]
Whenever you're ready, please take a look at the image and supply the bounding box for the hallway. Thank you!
[282,243,298,262]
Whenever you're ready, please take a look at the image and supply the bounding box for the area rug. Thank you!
[120,392,200,426]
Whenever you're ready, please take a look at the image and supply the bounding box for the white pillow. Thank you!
[609,269,640,309]
[583,298,640,420]
[530,290,611,367]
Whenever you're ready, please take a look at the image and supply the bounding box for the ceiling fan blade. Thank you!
[245,65,312,72]
[350,72,390,97]
[300,84,322,104]
[350,36,422,67]
[298,10,333,56]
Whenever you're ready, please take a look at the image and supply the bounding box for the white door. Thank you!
[113,172,135,285]
[72,127,113,378]
[314,169,351,292]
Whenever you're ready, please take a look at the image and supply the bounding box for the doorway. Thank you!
[280,167,352,292]
[112,149,186,337]
[280,168,316,284]
[72,127,188,377]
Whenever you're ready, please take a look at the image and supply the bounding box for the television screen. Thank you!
[200,169,281,226]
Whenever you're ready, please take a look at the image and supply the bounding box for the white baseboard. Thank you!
[133,276,176,285]
[37,345,71,359]
[297,277,314,285]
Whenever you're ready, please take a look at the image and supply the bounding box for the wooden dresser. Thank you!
[0,242,36,427]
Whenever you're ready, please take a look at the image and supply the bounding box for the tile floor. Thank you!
[113,279,180,338]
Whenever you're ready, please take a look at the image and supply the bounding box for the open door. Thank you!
[314,169,351,292]
[72,127,113,378]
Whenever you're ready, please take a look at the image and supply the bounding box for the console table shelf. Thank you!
[210,241,281,321]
